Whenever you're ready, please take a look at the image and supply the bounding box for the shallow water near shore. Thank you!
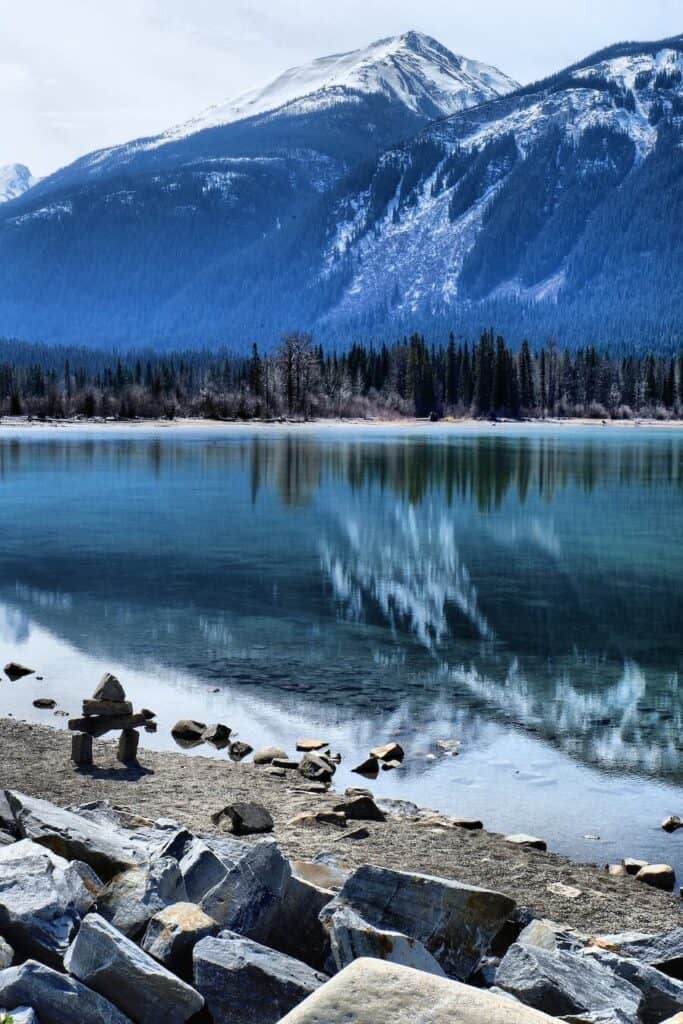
[0,423,682,873]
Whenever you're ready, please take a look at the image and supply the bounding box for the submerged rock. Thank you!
[351,756,380,778]
[202,723,231,748]
[171,720,206,745]
[229,741,254,761]
[277,958,558,1023]
[322,864,515,980]
[193,931,326,1024]
[65,913,204,1024]
[0,959,132,1024]
[3,663,34,681]
[33,698,57,709]
[370,742,404,763]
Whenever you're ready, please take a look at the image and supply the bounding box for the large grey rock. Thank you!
[142,901,218,978]
[160,831,228,902]
[495,943,642,1021]
[277,957,558,1023]
[323,904,446,976]
[0,937,13,968]
[193,932,326,1024]
[198,836,291,937]
[0,960,132,1024]
[65,913,204,1024]
[583,947,683,1024]
[264,868,335,970]
[323,864,515,980]
[5,791,144,881]
[0,839,100,966]
[595,929,683,980]
[98,857,186,938]
[517,918,585,954]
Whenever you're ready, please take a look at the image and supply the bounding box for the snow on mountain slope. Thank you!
[0,164,35,203]
[320,43,683,328]
[146,31,518,148]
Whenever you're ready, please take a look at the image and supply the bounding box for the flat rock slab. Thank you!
[0,838,100,966]
[325,863,515,980]
[194,932,326,1024]
[65,913,204,1024]
[69,713,148,738]
[277,957,558,1023]
[6,790,144,881]
[0,959,132,1024]
[83,700,133,717]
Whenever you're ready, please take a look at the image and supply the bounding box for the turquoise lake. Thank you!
[0,423,682,871]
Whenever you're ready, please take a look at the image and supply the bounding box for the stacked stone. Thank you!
[69,672,155,766]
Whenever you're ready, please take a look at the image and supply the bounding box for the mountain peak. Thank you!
[159,32,519,142]
[0,163,35,203]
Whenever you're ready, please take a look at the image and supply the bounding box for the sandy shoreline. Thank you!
[2,717,680,936]
[1,415,683,432]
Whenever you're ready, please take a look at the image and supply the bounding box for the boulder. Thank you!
[64,913,204,1024]
[583,947,683,1024]
[636,864,675,891]
[202,724,231,748]
[0,960,132,1024]
[277,958,558,1023]
[195,836,291,938]
[593,929,683,980]
[160,832,229,903]
[193,932,326,1024]
[296,739,327,752]
[333,796,385,822]
[93,672,126,702]
[142,902,218,978]
[323,905,446,976]
[170,720,206,745]
[98,857,186,938]
[505,835,547,852]
[211,803,274,836]
[351,756,380,778]
[3,663,33,681]
[5,791,144,881]
[661,816,683,834]
[298,754,335,783]
[369,742,404,763]
[254,747,288,766]
[323,864,515,980]
[82,700,133,717]
[229,741,254,761]
[0,839,100,966]
[117,729,139,764]
[623,859,648,876]
[71,732,93,766]
[495,943,642,1021]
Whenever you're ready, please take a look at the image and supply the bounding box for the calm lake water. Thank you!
[1,423,682,872]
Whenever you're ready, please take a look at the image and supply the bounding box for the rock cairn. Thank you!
[68,672,156,767]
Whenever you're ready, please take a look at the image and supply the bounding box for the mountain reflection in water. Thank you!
[0,426,681,787]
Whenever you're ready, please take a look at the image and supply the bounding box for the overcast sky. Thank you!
[2,0,681,176]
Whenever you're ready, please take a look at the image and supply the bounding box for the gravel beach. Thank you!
[1,717,680,937]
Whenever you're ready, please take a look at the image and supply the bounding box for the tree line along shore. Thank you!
[1,332,683,423]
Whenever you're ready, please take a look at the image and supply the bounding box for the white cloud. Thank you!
[0,0,680,176]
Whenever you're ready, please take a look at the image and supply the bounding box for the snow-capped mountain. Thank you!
[0,33,682,350]
[0,164,35,203]
[155,31,516,143]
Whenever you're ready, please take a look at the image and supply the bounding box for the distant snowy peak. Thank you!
[160,31,518,142]
[0,164,35,203]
